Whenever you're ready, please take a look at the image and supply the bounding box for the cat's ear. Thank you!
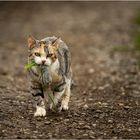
[27,35,36,49]
[52,37,61,48]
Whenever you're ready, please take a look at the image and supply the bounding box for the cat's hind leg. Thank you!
[49,89,65,110]
[49,78,66,110]
[60,78,71,111]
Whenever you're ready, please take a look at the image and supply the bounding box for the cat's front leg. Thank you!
[34,97,46,117]
[31,82,46,117]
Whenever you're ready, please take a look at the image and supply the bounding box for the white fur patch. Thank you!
[45,58,52,66]
[59,94,69,111]
[34,56,42,65]
[62,104,69,110]
[34,56,52,66]
[66,78,71,88]
[50,59,59,72]
[34,106,46,117]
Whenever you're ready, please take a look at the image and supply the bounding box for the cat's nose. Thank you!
[42,60,46,65]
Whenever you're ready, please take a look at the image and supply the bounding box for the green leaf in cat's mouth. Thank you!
[25,60,37,70]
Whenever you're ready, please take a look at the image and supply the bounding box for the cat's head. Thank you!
[27,35,60,66]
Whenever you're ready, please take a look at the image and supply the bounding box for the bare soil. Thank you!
[0,2,140,139]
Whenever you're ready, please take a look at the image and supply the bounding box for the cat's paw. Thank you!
[59,104,69,112]
[34,106,46,117]
[62,104,69,110]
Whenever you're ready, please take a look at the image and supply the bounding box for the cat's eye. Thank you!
[34,52,40,57]
[47,54,53,57]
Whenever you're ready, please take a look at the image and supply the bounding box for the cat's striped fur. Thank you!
[27,35,72,116]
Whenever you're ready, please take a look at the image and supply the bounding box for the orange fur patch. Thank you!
[48,44,58,61]
[51,71,62,83]
[33,43,45,54]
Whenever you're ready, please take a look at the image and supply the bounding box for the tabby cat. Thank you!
[27,35,72,117]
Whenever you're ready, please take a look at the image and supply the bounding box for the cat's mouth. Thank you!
[38,63,46,66]
[37,64,47,67]
[37,63,50,68]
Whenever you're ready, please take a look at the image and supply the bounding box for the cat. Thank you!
[27,35,72,117]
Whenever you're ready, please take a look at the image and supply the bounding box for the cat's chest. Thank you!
[50,59,60,73]
[49,59,61,83]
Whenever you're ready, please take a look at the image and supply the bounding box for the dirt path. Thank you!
[0,2,140,139]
